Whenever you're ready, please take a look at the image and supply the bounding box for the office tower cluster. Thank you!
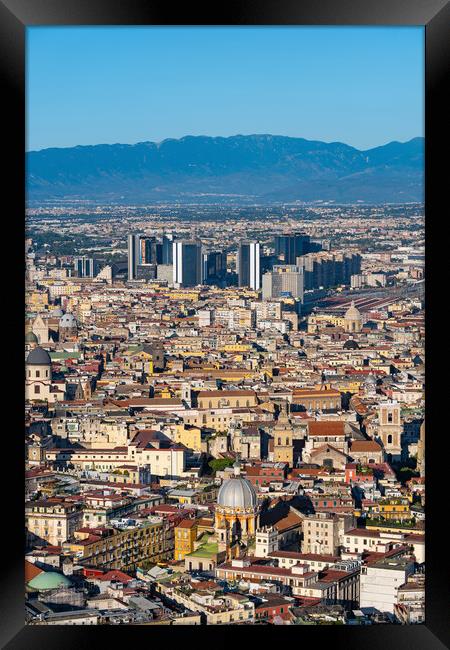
[202,251,227,284]
[127,230,357,294]
[128,233,228,288]
[275,233,312,264]
[297,251,362,290]
[128,233,176,282]
[140,236,162,266]
[73,256,97,278]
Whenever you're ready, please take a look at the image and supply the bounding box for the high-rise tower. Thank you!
[275,233,311,264]
[238,241,260,290]
[127,234,141,280]
[173,240,202,287]
[162,234,174,265]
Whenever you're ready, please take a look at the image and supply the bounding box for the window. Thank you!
[34,385,40,394]
[36,370,40,378]
[387,434,393,444]
[388,412,393,423]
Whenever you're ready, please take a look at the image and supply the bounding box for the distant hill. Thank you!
[26,134,424,204]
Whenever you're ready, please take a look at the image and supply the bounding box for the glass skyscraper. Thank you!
[127,234,141,280]
[173,241,202,287]
[275,233,311,265]
[238,241,260,290]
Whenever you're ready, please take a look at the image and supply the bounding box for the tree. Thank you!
[208,458,235,473]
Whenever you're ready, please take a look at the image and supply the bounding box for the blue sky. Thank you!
[26,26,424,152]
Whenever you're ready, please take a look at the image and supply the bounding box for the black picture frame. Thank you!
[1,1,449,647]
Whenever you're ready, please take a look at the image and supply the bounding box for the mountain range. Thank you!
[26,134,424,204]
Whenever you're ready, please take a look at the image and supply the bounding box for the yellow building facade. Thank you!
[174,520,198,561]
[174,424,203,452]
[197,390,257,409]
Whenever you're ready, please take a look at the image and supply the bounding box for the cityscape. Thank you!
[24,26,424,627]
[25,202,425,626]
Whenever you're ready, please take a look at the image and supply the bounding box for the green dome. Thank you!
[25,331,38,343]
[28,571,72,591]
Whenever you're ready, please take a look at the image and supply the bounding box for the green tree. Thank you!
[208,458,235,473]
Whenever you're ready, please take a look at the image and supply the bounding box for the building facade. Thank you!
[173,241,203,287]
[238,242,261,291]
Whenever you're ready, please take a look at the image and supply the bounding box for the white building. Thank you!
[343,528,424,564]
[255,526,279,557]
[128,446,186,478]
[262,265,304,300]
[360,557,415,614]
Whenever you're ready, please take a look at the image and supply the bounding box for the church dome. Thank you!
[344,301,362,321]
[26,346,51,366]
[50,308,64,318]
[217,472,257,509]
[28,571,72,591]
[343,339,359,350]
[59,313,77,328]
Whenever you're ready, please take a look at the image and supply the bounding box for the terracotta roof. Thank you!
[25,560,44,583]
[346,527,380,538]
[269,551,305,559]
[320,569,355,582]
[310,444,348,458]
[308,421,346,436]
[350,440,382,452]
[197,518,214,527]
[97,570,133,583]
[219,561,315,580]
[176,519,197,529]
[273,510,304,532]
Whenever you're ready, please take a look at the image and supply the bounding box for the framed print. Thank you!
[1,0,449,648]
